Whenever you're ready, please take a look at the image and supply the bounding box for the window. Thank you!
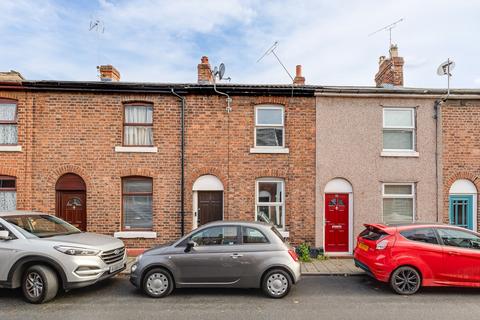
[191,226,239,246]
[382,183,415,224]
[0,176,16,211]
[437,228,480,250]
[255,105,284,147]
[123,104,153,146]
[122,177,153,230]
[383,108,415,151]
[256,179,285,229]
[242,227,269,244]
[400,228,438,245]
[0,100,18,145]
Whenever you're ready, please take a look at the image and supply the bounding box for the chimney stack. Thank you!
[374,45,404,87]
[293,65,305,85]
[97,65,121,82]
[0,70,24,81]
[197,56,213,84]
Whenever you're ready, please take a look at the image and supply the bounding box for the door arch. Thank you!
[192,175,224,229]
[55,173,87,231]
[324,178,354,255]
[449,179,477,231]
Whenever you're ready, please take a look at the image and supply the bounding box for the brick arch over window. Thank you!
[189,167,227,191]
[119,168,156,178]
[251,97,289,107]
[47,164,92,190]
[0,167,18,177]
[255,168,288,179]
[445,172,480,192]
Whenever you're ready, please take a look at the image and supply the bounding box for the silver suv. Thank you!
[130,221,301,299]
[0,211,127,303]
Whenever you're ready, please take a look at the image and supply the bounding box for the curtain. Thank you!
[0,192,16,211]
[0,104,16,121]
[125,106,152,123]
[124,106,153,146]
[383,198,413,223]
[0,125,17,144]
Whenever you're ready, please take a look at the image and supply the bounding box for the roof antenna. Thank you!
[437,58,455,98]
[89,16,106,79]
[369,18,404,48]
[257,41,294,82]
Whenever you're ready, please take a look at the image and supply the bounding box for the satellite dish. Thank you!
[437,59,455,76]
[218,63,226,80]
[213,66,218,76]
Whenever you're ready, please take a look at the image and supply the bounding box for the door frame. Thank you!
[55,173,87,231]
[449,194,475,231]
[323,192,354,256]
[192,175,225,230]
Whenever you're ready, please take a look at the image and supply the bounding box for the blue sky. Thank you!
[1,0,479,88]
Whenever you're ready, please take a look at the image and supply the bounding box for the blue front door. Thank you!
[449,195,474,230]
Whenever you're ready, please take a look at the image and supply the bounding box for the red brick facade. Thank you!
[441,99,480,228]
[0,85,316,248]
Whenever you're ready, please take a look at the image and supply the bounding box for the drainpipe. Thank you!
[171,88,186,236]
[434,99,442,223]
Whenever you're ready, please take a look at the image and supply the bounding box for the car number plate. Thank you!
[109,261,124,273]
[358,243,369,251]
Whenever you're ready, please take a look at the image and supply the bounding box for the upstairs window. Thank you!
[383,183,415,224]
[122,177,153,230]
[383,108,415,151]
[124,104,153,146]
[0,100,18,145]
[255,105,284,148]
[0,176,16,211]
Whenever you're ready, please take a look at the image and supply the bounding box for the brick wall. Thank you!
[441,100,480,228]
[0,89,316,247]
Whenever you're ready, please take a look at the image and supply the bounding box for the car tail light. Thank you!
[376,239,389,250]
[288,249,299,262]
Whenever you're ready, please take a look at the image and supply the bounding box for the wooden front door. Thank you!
[57,191,86,231]
[325,193,349,252]
[198,191,223,225]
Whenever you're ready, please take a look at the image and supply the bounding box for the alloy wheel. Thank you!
[25,272,44,298]
[393,268,420,294]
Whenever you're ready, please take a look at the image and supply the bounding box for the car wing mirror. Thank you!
[0,230,11,241]
[184,240,198,253]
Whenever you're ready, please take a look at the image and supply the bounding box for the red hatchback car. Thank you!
[354,223,480,295]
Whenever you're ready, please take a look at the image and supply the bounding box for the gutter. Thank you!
[315,93,480,99]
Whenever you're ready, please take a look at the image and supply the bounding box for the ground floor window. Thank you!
[122,177,153,230]
[0,176,16,211]
[382,183,415,224]
[255,178,285,229]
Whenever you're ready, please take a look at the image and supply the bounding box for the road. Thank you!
[1,275,480,320]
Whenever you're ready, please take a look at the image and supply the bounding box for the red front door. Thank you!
[325,193,349,252]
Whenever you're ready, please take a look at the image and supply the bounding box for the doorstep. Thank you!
[121,256,364,276]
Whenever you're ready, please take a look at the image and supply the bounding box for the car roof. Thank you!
[200,220,273,229]
[0,210,47,217]
[365,222,472,233]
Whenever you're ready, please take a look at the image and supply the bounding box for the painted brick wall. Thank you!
[441,100,480,228]
[0,89,316,247]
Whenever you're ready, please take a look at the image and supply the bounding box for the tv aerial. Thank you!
[257,41,294,82]
[437,59,455,96]
[89,19,105,33]
[369,18,404,47]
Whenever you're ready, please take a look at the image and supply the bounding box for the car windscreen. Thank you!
[3,215,81,238]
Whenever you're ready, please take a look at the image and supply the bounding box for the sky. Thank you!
[1,0,479,88]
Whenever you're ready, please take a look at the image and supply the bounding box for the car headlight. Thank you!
[135,254,143,264]
[54,246,100,256]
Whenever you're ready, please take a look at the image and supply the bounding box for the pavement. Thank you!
[123,256,364,276]
[2,275,480,320]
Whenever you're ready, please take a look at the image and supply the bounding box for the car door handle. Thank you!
[230,253,243,259]
[447,251,461,256]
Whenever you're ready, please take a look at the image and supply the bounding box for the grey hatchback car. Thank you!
[130,221,301,299]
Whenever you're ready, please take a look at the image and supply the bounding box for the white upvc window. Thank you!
[383,108,415,152]
[255,178,285,230]
[254,105,284,148]
[382,183,415,224]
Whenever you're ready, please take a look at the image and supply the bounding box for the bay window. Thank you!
[255,178,285,229]
[382,183,415,224]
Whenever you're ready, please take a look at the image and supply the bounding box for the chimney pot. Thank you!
[293,64,306,85]
[97,65,120,82]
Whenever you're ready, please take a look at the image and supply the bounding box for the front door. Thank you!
[449,195,474,230]
[198,191,223,226]
[56,191,86,231]
[325,193,349,252]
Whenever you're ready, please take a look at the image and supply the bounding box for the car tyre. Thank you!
[390,266,421,295]
[262,269,292,299]
[142,268,174,298]
[22,265,59,304]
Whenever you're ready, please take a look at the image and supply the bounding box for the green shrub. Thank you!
[297,243,312,262]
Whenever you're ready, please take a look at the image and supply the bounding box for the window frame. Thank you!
[0,99,18,146]
[121,176,153,231]
[382,182,415,224]
[123,102,154,147]
[254,105,285,148]
[382,107,416,152]
[255,178,286,230]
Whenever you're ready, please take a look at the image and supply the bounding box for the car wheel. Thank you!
[22,265,59,304]
[390,266,421,295]
[262,269,292,299]
[142,268,174,298]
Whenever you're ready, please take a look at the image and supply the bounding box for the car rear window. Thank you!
[400,228,438,245]
[359,227,387,241]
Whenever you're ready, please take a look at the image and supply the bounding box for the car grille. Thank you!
[101,246,125,265]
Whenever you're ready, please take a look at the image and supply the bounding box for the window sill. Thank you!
[115,146,158,153]
[0,145,22,152]
[250,147,289,154]
[114,231,157,239]
[381,151,419,158]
